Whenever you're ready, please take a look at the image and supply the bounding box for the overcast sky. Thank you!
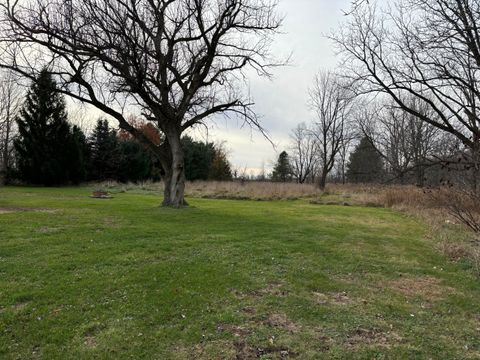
[199,0,353,175]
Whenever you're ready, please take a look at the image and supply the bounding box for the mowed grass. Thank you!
[0,187,479,359]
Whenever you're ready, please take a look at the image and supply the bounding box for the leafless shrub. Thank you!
[429,188,480,236]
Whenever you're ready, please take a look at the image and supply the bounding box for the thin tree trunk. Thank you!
[472,138,480,195]
[0,107,11,186]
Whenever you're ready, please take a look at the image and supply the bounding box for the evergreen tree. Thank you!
[116,139,156,182]
[346,137,385,183]
[182,136,216,181]
[14,69,87,185]
[272,151,292,182]
[89,119,120,180]
[209,147,233,181]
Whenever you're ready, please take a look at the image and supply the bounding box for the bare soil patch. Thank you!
[346,327,402,349]
[264,313,301,334]
[313,291,353,305]
[234,282,288,299]
[234,339,297,359]
[83,335,97,349]
[241,306,257,316]
[217,323,251,338]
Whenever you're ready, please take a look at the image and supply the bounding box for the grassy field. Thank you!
[0,186,479,359]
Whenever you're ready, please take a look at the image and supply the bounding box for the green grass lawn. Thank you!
[0,187,479,359]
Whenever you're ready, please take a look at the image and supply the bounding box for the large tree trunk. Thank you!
[161,128,187,207]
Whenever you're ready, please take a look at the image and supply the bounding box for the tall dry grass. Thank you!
[187,181,322,200]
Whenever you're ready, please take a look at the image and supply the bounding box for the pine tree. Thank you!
[182,136,216,181]
[116,139,156,182]
[346,137,385,183]
[14,69,87,185]
[89,119,120,180]
[272,151,292,182]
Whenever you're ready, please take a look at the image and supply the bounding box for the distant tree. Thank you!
[346,137,384,183]
[67,126,90,183]
[272,151,292,182]
[209,146,233,181]
[290,123,318,184]
[14,69,87,185]
[182,136,216,181]
[309,71,355,190]
[358,100,440,186]
[0,68,22,185]
[89,119,120,181]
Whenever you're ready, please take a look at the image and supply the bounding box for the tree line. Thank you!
[0,0,479,205]
[271,69,474,190]
[269,0,480,192]
[0,70,232,186]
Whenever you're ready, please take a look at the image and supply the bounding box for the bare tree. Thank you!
[309,71,354,190]
[0,68,22,185]
[289,122,318,184]
[358,99,441,185]
[0,0,282,206]
[333,0,480,191]
[335,129,356,184]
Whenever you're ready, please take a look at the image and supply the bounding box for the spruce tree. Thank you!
[89,119,120,180]
[346,137,385,183]
[272,151,292,182]
[116,139,156,182]
[182,136,216,181]
[14,69,87,185]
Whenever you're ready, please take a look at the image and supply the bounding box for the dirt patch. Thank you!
[388,275,454,300]
[313,291,353,305]
[84,335,97,349]
[264,313,301,334]
[83,335,98,349]
[0,207,56,215]
[234,282,288,299]
[346,328,402,349]
[217,323,251,338]
[234,339,297,359]
[234,339,258,359]
[242,306,257,316]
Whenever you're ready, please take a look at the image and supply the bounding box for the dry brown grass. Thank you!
[187,181,322,200]
[387,275,455,301]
